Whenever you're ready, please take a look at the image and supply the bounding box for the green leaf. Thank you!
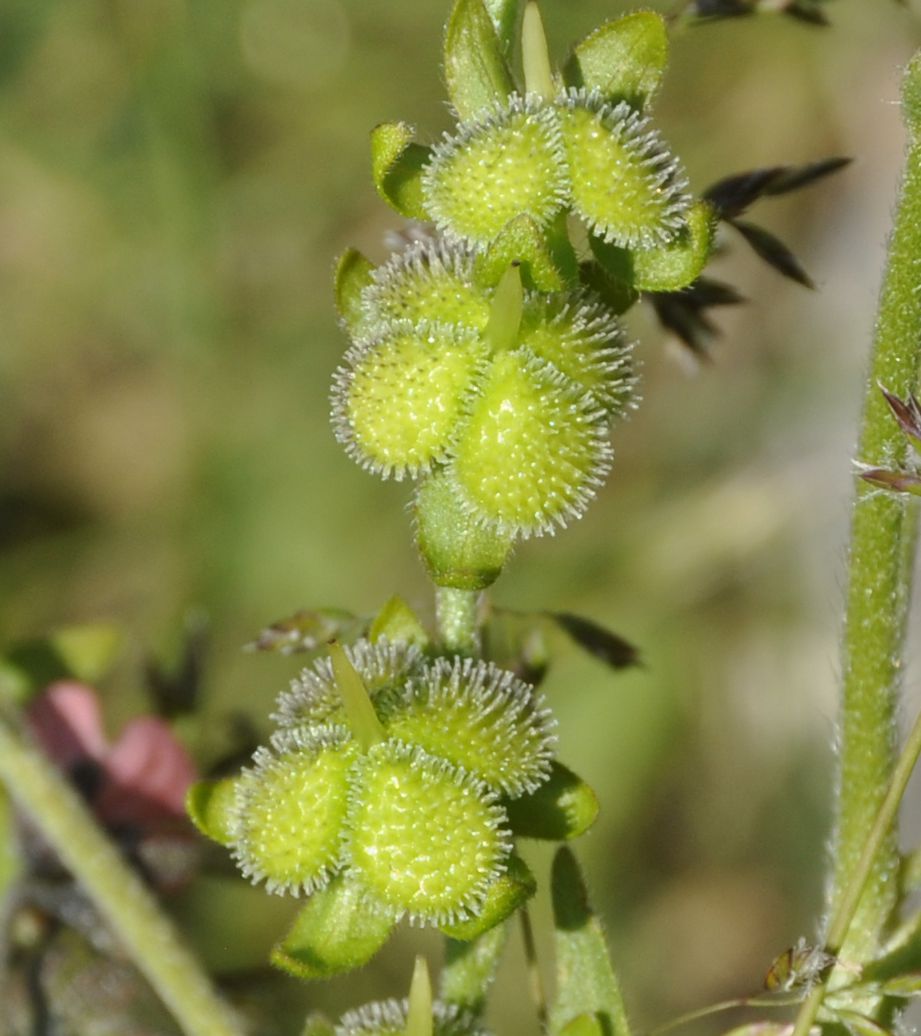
[564,12,668,111]
[595,200,715,293]
[271,876,395,979]
[830,1010,891,1036]
[482,0,521,54]
[439,854,536,940]
[334,248,375,339]
[505,761,599,840]
[444,0,515,123]
[370,122,432,220]
[369,596,430,648]
[441,924,508,1015]
[549,848,631,1036]
[185,778,238,845]
[1,624,122,704]
[474,214,574,293]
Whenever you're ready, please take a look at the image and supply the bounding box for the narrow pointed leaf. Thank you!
[271,877,395,979]
[564,12,668,111]
[831,1010,891,1036]
[439,854,536,940]
[441,925,508,1015]
[703,166,786,218]
[186,778,238,845]
[729,219,814,287]
[550,848,631,1036]
[647,276,745,356]
[369,596,430,648]
[334,248,375,338]
[550,612,641,670]
[444,0,515,122]
[505,761,599,840]
[370,122,432,220]
[406,957,434,1036]
[879,972,921,997]
[483,0,521,53]
[763,156,851,196]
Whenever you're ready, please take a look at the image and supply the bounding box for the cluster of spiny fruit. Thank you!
[189,635,573,986]
[329,2,713,587]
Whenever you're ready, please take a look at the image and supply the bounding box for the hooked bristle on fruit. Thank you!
[344,741,511,926]
[423,95,567,250]
[273,639,422,729]
[361,239,490,333]
[559,88,690,248]
[229,729,357,896]
[331,322,489,480]
[335,999,491,1036]
[376,656,557,797]
[448,351,614,537]
[519,289,638,417]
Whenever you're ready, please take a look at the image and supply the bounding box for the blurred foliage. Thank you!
[1,0,921,1033]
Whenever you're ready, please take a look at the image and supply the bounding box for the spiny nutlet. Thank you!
[330,321,489,481]
[335,998,491,1036]
[558,88,691,249]
[447,350,614,538]
[519,290,637,417]
[229,728,357,897]
[376,655,557,797]
[422,94,568,251]
[362,239,490,332]
[344,741,511,927]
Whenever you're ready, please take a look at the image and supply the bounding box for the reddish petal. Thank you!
[98,718,198,827]
[27,682,108,769]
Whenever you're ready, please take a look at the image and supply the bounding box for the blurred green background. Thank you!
[2,0,921,1032]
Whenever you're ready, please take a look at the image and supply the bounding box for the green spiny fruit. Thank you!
[519,290,636,416]
[559,88,690,248]
[230,728,357,895]
[423,95,567,250]
[331,322,489,479]
[273,639,422,729]
[376,656,556,797]
[345,741,510,926]
[362,240,491,331]
[449,350,613,537]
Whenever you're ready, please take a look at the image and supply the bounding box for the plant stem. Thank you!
[0,713,244,1036]
[826,51,921,974]
[520,905,549,1030]
[435,586,480,653]
[793,704,921,1036]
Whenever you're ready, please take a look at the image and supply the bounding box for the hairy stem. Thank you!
[0,713,243,1036]
[826,51,921,974]
[435,586,481,653]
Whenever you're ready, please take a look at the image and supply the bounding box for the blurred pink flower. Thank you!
[27,681,197,836]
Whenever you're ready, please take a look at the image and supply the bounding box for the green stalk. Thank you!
[0,713,244,1036]
[793,704,921,1036]
[825,51,921,975]
[435,586,481,653]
